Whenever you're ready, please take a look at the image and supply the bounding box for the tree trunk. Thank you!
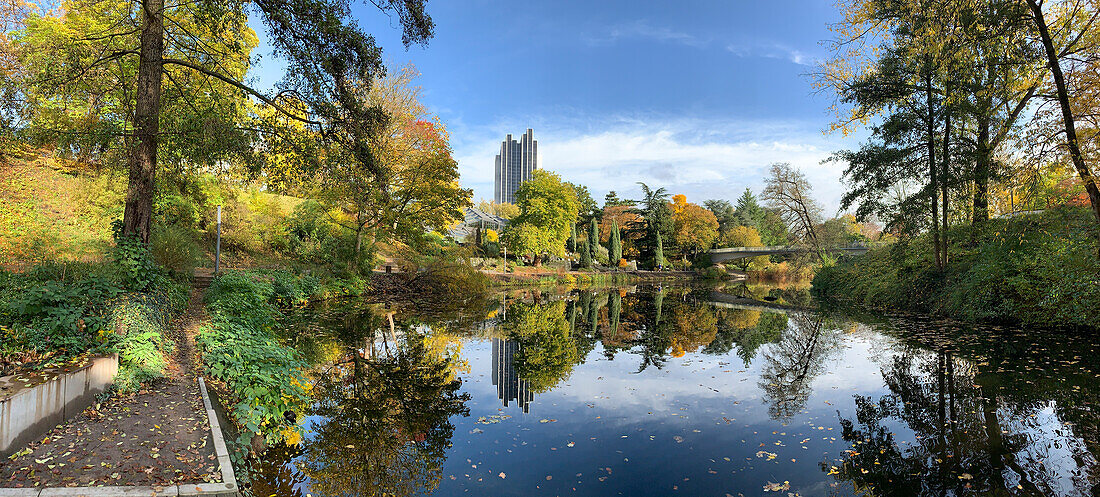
[122,0,165,243]
[1028,0,1100,258]
[973,114,992,230]
[941,95,951,265]
[926,71,942,269]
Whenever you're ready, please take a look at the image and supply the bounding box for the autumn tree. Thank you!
[501,169,579,266]
[600,204,642,255]
[671,198,719,260]
[8,0,434,243]
[1024,0,1100,256]
[722,225,768,270]
[476,200,519,219]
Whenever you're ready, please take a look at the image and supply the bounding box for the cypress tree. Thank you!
[579,238,593,269]
[588,217,599,263]
[655,233,666,269]
[569,223,577,253]
[609,219,622,266]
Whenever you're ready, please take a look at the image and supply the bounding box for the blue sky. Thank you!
[248,1,862,213]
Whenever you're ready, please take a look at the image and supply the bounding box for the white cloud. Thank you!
[452,114,853,215]
[583,20,709,48]
[726,43,814,66]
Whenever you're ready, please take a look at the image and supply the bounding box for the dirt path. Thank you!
[0,290,219,488]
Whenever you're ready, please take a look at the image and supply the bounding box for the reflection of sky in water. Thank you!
[435,333,878,496]
[257,291,1099,497]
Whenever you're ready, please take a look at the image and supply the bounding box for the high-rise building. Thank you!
[494,129,538,204]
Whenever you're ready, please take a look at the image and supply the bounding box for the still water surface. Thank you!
[250,284,1099,496]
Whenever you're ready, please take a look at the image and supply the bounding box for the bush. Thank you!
[150,224,199,277]
[198,269,315,455]
[813,207,1100,329]
[110,291,184,391]
[0,256,185,386]
[273,200,371,274]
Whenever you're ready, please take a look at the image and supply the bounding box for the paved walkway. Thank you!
[0,290,219,488]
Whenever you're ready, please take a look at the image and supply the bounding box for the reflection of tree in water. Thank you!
[249,443,306,497]
[669,304,718,357]
[297,334,470,497]
[505,301,582,393]
[758,312,842,420]
[705,309,787,364]
[825,335,1100,497]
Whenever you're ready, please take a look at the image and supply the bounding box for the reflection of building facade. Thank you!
[491,338,533,413]
[494,129,538,204]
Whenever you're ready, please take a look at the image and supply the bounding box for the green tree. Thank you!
[578,237,593,269]
[704,199,738,234]
[734,189,763,228]
[655,233,666,269]
[630,183,673,266]
[609,219,622,265]
[604,190,632,208]
[508,301,580,393]
[301,334,469,497]
[588,217,599,263]
[568,182,600,225]
[501,169,579,266]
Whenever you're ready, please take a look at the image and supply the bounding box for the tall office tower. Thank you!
[494,128,538,204]
[491,338,534,413]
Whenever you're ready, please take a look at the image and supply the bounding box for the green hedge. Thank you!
[197,269,317,455]
[812,207,1100,329]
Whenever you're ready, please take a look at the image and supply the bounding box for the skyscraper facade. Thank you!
[494,128,538,204]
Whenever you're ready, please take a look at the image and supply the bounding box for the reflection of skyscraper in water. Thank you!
[491,338,533,413]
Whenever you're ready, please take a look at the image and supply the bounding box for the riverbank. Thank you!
[812,207,1100,330]
[485,268,711,287]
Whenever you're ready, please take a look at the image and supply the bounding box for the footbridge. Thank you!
[707,245,868,263]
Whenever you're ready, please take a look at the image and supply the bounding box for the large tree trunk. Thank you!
[926,71,942,269]
[122,0,164,243]
[1028,0,1100,258]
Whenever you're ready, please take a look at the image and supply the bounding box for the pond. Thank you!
[248,284,1099,496]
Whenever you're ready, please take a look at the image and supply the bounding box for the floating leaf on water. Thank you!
[763,481,790,492]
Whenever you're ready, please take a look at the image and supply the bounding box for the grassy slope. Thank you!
[812,206,1100,329]
[0,158,123,267]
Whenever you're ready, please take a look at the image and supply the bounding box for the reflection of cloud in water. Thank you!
[1001,402,1097,496]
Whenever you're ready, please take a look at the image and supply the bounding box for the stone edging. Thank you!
[0,378,239,497]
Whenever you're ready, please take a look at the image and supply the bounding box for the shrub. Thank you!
[198,269,314,455]
[110,292,183,391]
[813,207,1100,329]
[150,224,199,277]
[0,257,185,384]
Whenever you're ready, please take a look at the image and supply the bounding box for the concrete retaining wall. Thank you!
[0,354,118,457]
